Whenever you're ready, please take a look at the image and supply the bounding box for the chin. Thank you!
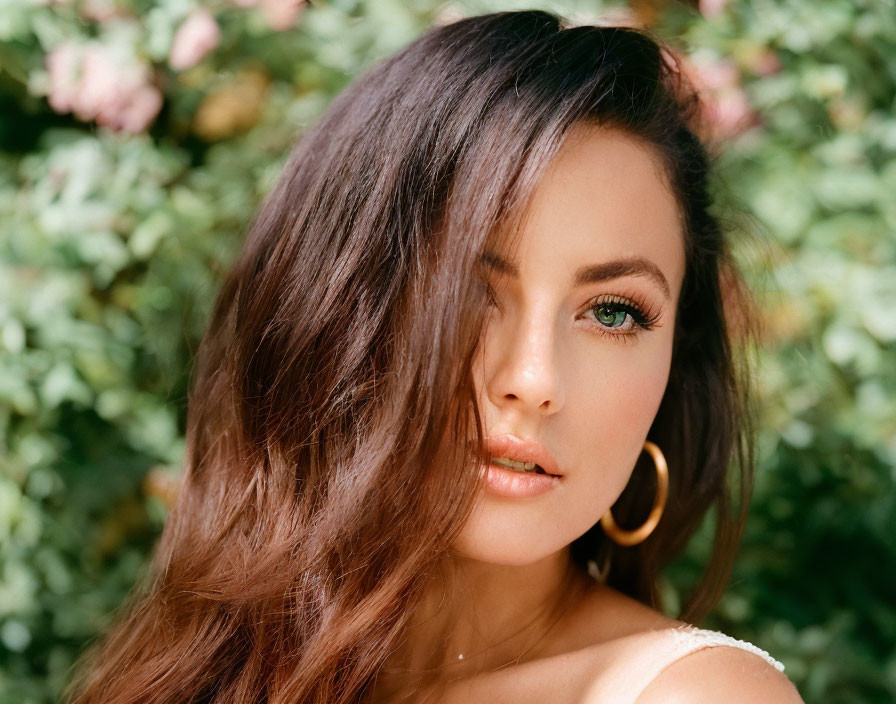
[448,497,585,567]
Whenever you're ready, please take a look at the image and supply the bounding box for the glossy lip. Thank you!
[482,461,562,498]
[484,434,563,477]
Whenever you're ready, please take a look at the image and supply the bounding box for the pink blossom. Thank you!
[104,82,164,133]
[260,0,307,31]
[699,0,731,18]
[44,41,163,133]
[751,48,782,77]
[675,51,759,142]
[79,0,127,21]
[691,58,740,91]
[77,45,120,120]
[708,89,753,138]
[46,42,80,114]
[169,8,221,71]
[594,7,644,28]
[231,0,307,31]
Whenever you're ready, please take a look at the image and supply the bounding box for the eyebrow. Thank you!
[477,251,671,300]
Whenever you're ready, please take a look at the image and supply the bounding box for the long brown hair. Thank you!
[65,10,756,703]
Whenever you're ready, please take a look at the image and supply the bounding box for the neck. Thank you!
[375,547,592,697]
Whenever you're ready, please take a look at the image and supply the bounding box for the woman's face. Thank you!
[452,125,686,566]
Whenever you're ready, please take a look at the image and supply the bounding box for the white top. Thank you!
[670,624,785,671]
[581,623,785,704]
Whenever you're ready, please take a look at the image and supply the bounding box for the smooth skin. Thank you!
[372,124,802,703]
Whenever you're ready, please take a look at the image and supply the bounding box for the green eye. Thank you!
[586,295,658,338]
[595,304,628,328]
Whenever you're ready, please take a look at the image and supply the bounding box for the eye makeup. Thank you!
[478,273,665,343]
[582,292,662,339]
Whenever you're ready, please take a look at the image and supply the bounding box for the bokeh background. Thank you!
[0,0,894,702]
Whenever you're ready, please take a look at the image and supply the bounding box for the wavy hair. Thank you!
[66,10,756,704]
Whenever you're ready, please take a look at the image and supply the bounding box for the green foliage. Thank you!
[664,4,896,702]
[0,1,893,702]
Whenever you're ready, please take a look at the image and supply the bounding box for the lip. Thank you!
[485,434,563,477]
[481,461,562,498]
[478,434,564,500]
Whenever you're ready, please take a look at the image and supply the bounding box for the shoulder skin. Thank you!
[630,645,805,704]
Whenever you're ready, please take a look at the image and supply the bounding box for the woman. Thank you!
[66,9,803,704]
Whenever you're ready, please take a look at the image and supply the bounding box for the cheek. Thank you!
[453,336,674,567]
[563,339,672,511]
[574,344,671,446]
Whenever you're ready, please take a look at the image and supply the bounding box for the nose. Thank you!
[480,304,566,417]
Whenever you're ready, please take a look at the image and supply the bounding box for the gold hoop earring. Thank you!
[600,440,669,547]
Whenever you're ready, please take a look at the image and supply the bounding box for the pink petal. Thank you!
[169,8,221,71]
[118,84,164,133]
[699,0,730,18]
[45,43,81,114]
[260,0,306,31]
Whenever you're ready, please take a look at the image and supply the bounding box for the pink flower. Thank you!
[169,8,221,71]
[46,42,81,114]
[260,0,306,31]
[593,7,645,28]
[709,88,753,138]
[673,50,759,142]
[44,41,163,133]
[691,58,740,91]
[79,0,127,22]
[231,0,307,31]
[78,45,120,119]
[104,82,164,133]
[699,0,731,18]
[750,48,782,77]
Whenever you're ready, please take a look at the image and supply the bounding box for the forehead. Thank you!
[491,125,685,292]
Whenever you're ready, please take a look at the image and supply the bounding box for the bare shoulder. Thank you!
[568,585,802,704]
[633,645,804,704]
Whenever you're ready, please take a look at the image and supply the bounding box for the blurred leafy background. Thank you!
[0,0,893,702]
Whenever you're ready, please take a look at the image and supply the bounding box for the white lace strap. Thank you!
[579,624,786,704]
[670,624,785,672]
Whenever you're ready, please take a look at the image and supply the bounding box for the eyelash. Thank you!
[482,284,661,342]
[582,293,661,341]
